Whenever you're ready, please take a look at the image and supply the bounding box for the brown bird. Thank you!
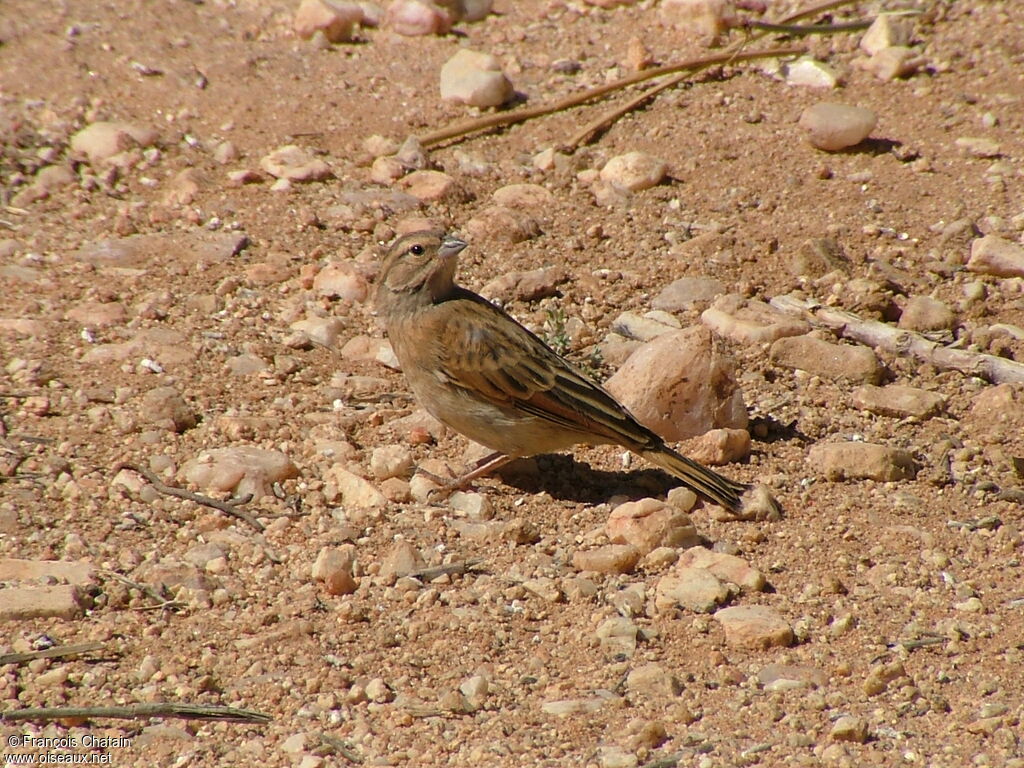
[375,229,762,514]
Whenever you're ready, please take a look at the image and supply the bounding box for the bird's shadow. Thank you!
[488,453,707,505]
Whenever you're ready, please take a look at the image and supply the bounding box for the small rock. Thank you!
[604,326,747,441]
[440,49,513,108]
[491,183,555,210]
[701,294,810,344]
[399,170,460,202]
[290,317,346,349]
[181,447,298,500]
[294,0,362,42]
[677,546,765,591]
[322,466,387,508]
[967,235,1024,277]
[862,46,923,81]
[311,545,358,595]
[260,145,332,182]
[611,311,680,342]
[830,716,868,743]
[541,698,607,716]
[898,295,955,331]
[955,136,1001,159]
[481,266,568,302]
[386,0,453,36]
[859,12,914,55]
[595,616,638,657]
[369,444,413,480]
[465,205,541,244]
[370,155,405,184]
[850,384,945,419]
[379,540,425,581]
[652,276,726,311]
[714,605,794,649]
[655,567,729,613]
[572,545,641,574]
[163,167,208,206]
[769,335,882,383]
[863,660,907,696]
[600,151,666,192]
[0,559,96,586]
[970,384,1024,434]
[680,428,751,465]
[0,586,84,621]
[757,664,828,690]
[660,0,736,41]
[140,386,197,433]
[313,262,370,302]
[449,490,492,520]
[460,674,489,703]
[626,663,682,698]
[606,497,700,555]
[799,102,877,151]
[608,583,646,617]
[788,237,849,278]
[784,57,839,88]
[809,442,917,482]
[523,577,562,603]
[365,677,393,703]
[70,121,158,164]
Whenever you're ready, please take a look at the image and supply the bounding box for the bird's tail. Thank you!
[641,446,750,514]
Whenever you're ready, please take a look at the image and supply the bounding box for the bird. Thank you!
[374,229,768,515]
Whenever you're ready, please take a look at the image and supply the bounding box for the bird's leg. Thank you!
[415,451,515,497]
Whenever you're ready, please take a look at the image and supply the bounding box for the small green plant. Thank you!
[543,307,571,357]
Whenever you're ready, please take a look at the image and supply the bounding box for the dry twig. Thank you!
[770,295,1024,385]
[1,703,271,724]
[114,462,265,532]
[407,559,485,581]
[0,642,106,666]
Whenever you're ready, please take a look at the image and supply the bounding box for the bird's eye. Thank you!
[410,244,425,256]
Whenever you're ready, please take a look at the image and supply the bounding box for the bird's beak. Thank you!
[439,234,468,260]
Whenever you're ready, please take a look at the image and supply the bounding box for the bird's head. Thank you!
[375,230,468,313]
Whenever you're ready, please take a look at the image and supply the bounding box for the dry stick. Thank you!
[114,462,264,532]
[2,703,271,724]
[102,570,184,612]
[407,559,484,581]
[0,642,105,666]
[417,46,805,148]
[770,294,1024,385]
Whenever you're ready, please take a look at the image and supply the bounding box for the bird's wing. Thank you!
[428,292,660,449]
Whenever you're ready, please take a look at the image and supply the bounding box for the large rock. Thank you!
[809,442,917,482]
[605,498,700,555]
[714,605,793,650]
[604,326,747,441]
[440,49,513,108]
[769,335,882,383]
[967,236,1024,278]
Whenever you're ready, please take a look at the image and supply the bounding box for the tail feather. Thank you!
[641,446,749,513]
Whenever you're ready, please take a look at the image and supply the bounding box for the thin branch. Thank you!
[114,462,264,532]
[770,294,1024,385]
[1,703,271,724]
[0,642,105,666]
[407,559,485,581]
[102,570,184,612]
[418,46,805,148]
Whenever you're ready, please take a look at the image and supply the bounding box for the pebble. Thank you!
[605,497,700,555]
[523,577,563,603]
[260,145,332,182]
[600,151,666,192]
[808,442,917,482]
[967,235,1024,277]
[597,747,638,768]
[572,544,641,574]
[604,326,748,441]
[460,674,489,703]
[11,165,76,206]
[140,385,197,433]
[322,465,387,508]
[541,698,607,716]
[970,384,1024,434]
[652,276,726,311]
[611,311,680,342]
[859,12,914,56]
[863,660,907,696]
[448,490,492,520]
[369,444,413,480]
[378,540,425,581]
[799,103,877,151]
[830,716,869,743]
[784,57,839,88]
[385,0,453,36]
[481,265,568,302]
[850,384,945,419]
[440,49,513,108]
[677,546,766,592]
[370,155,405,184]
[955,136,1001,158]
[757,664,828,690]
[861,46,923,81]
[65,300,125,328]
[290,317,345,349]
[465,205,541,244]
[609,583,646,617]
[701,294,810,344]
[594,616,638,657]
[769,335,882,383]
[898,295,955,331]
[70,121,158,164]
[655,566,729,613]
[660,0,735,41]
[626,663,682,698]
[399,169,460,202]
[365,677,393,703]
[313,262,370,302]
[294,0,362,43]
[713,605,794,650]
[180,447,299,500]
[311,545,358,595]
[0,585,85,621]
[491,183,555,210]
[680,427,751,465]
